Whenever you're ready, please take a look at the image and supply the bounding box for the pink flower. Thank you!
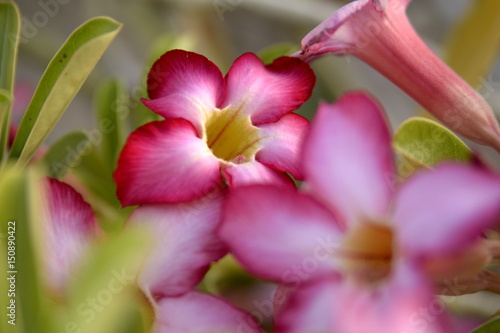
[114,50,315,206]
[219,91,500,331]
[40,178,101,295]
[296,0,500,151]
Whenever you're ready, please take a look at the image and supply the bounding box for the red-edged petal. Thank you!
[393,164,500,257]
[144,50,225,131]
[41,178,100,293]
[129,189,227,300]
[219,185,342,283]
[153,292,262,333]
[303,92,395,227]
[222,161,295,189]
[114,119,222,206]
[222,53,315,125]
[256,113,309,180]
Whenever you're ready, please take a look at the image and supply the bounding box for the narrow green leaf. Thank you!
[93,78,125,169]
[41,130,91,178]
[9,17,122,166]
[258,42,298,64]
[0,166,48,333]
[0,1,20,162]
[444,0,500,88]
[393,117,472,175]
[470,316,500,333]
[61,228,152,333]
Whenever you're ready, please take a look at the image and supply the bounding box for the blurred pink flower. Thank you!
[296,0,500,151]
[219,91,500,331]
[41,178,101,295]
[114,49,315,206]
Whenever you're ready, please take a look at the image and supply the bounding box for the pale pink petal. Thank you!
[221,161,295,189]
[219,185,342,283]
[303,92,394,226]
[222,53,315,125]
[256,113,309,180]
[41,178,100,293]
[153,292,262,333]
[275,277,338,333]
[114,119,222,206]
[299,0,500,151]
[330,263,453,333]
[393,164,500,257]
[129,189,227,300]
[278,264,453,333]
[143,50,225,132]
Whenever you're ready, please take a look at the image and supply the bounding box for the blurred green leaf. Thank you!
[444,0,500,88]
[0,166,49,333]
[9,17,122,166]
[0,1,20,162]
[41,130,91,178]
[393,117,472,176]
[94,78,125,169]
[470,316,500,333]
[61,228,152,333]
[258,42,298,64]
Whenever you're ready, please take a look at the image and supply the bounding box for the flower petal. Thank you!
[303,92,394,226]
[393,164,500,257]
[221,161,295,189]
[143,50,225,131]
[275,277,338,333]
[114,119,222,206]
[153,292,262,333]
[278,264,453,333]
[129,189,227,300]
[219,185,342,283]
[223,53,315,125]
[41,178,100,293]
[256,113,309,180]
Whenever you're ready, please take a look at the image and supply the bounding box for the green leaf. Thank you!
[9,17,122,166]
[393,117,472,176]
[258,42,298,64]
[470,316,500,333]
[93,78,125,169]
[0,1,20,162]
[61,228,152,333]
[444,0,500,88]
[0,165,49,333]
[41,130,92,178]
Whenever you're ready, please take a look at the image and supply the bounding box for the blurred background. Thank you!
[12,0,500,169]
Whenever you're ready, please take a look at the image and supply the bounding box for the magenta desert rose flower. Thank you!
[219,91,500,327]
[295,0,500,151]
[40,178,101,295]
[114,49,315,206]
